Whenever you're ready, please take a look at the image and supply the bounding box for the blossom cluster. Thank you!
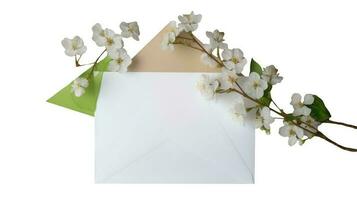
[161,12,324,147]
[61,22,140,97]
[160,11,202,51]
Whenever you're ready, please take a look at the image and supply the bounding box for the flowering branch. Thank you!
[218,86,357,152]
[61,22,140,97]
[161,11,357,152]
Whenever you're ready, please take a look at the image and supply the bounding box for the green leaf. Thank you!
[306,95,331,122]
[259,84,272,106]
[265,84,272,93]
[259,90,271,106]
[250,58,263,75]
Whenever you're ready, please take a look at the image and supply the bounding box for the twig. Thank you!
[190,33,224,66]
[87,49,107,79]
[173,42,203,51]
[217,48,222,63]
[77,62,96,67]
[176,36,195,41]
[326,120,357,129]
[316,132,357,152]
[271,99,283,112]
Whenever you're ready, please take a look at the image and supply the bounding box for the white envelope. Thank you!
[95,72,255,183]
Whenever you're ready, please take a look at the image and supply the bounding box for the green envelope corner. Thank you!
[47,57,111,116]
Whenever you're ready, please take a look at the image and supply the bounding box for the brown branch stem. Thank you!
[87,49,107,79]
[316,132,357,152]
[173,42,203,51]
[326,120,357,129]
[189,33,224,66]
[176,36,195,41]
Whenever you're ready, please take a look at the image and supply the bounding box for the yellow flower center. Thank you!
[253,81,259,89]
[228,75,236,84]
[289,129,296,136]
[231,57,239,64]
[116,58,123,64]
[107,37,114,46]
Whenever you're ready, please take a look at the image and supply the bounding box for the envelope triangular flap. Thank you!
[128,23,221,72]
[47,69,104,116]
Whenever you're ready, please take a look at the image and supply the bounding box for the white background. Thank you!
[0,0,357,199]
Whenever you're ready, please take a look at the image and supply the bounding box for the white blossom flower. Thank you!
[71,77,89,97]
[92,23,123,49]
[120,21,140,41]
[201,54,216,68]
[262,65,283,85]
[300,115,320,138]
[232,97,247,124]
[255,107,275,133]
[200,44,216,67]
[61,36,87,57]
[161,32,176,51]
[219,68,239,89]
[178,11,202,32]
[243,72,268,99]
[196,74,219,99]
[222,48,247,73]
[279,123,304,146]
[108,48,132,72]
[290,93,314,116]
[206,29,227,49]
[167,21,182,36]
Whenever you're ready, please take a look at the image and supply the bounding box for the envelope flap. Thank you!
[128,23,221,72]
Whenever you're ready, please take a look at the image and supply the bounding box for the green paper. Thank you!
[94,57,111,71]
[47,57,111,116]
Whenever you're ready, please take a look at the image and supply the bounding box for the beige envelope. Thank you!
[128,23,221,72]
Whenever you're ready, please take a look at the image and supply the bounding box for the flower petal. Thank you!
[223,61,235,70]
[291,93,302,105]
[249,72,260,81]
[260,79,268,90]
[288,136,298,146]
[304,94,314,105]
[255,87,264,99]
[222,49,232,60]
[302,106,311,116]
[295,127,304,139]
[232,48,244,58]
[61,38,72,49]
[279,125,289,137]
